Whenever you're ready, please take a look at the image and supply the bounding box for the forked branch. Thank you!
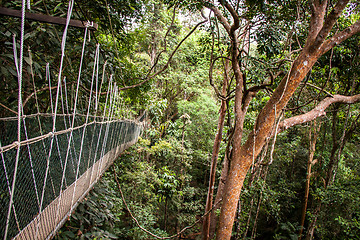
[118,18,208,91]
[314,0,351,46]
[320,20,360,55]
[279,94,360,132]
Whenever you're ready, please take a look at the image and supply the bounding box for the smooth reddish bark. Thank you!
[208,0,360,239]
[280,94,360,132]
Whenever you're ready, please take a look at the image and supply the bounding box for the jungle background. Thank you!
[0,0,359,239]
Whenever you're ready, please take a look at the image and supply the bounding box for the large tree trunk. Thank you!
[207,1,360,239]
[216,47,319,240]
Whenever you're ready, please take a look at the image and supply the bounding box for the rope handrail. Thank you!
[0,112,135,122]
[0,118,142,154]
[0,1,144,239]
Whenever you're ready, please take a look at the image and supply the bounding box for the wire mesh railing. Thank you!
[0,115,143,240]
[0,0,144,239]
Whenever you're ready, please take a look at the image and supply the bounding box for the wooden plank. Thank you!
[0,7,98,30]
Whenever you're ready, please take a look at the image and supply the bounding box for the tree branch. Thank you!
[206,3,231,34]
[0,103,17,115]
[144,6,178,76]
[319,19,360,55]
[23,82,75,107]
[163,6,177,50]
[300,82,334,97]
[314,0,350,46]
[246,70,284,93]
[219,0,240,35]
[209,56,232,99]
[118,18,208,91]
[306,0,327,48]
[279,94,360,132]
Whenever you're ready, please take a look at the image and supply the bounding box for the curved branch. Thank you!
[314,0,350,47]
[319,19,360,55]
[163,6,177,50]
[219,0,240,34]
[205,2,231,34]
[118,18,208,91]
[279,94,360,132]
[286,97,316,112]
[23,82,74,107]
[144,6,177,76]
[344,112,360,140]
[209,56,232,99]
[0,103,17,115]
[300,82,334,97]
[246,70,284,93]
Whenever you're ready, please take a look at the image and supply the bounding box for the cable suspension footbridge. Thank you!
[0,1,144,239]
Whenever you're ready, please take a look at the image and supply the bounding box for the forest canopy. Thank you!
[0,0,360,239]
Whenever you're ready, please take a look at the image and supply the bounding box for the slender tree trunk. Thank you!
[202,60,229,240]
[164,197,168,231]
[250,184,264,240]
[305,113,338,240]
[305,203,322,240]
[241,163,267,239]
[298,121,321,239]
[242,197,254,239]
[149,3,160,69]
[306,104,354,239]
[215,77,248,240]
[209,149,230,239]
[325,108,339,184]
[150,36,157,67]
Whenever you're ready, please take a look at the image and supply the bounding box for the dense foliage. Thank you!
[1,0,360,239]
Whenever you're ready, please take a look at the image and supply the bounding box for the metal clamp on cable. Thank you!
[85,21,94,28]
[14,141,20,149]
